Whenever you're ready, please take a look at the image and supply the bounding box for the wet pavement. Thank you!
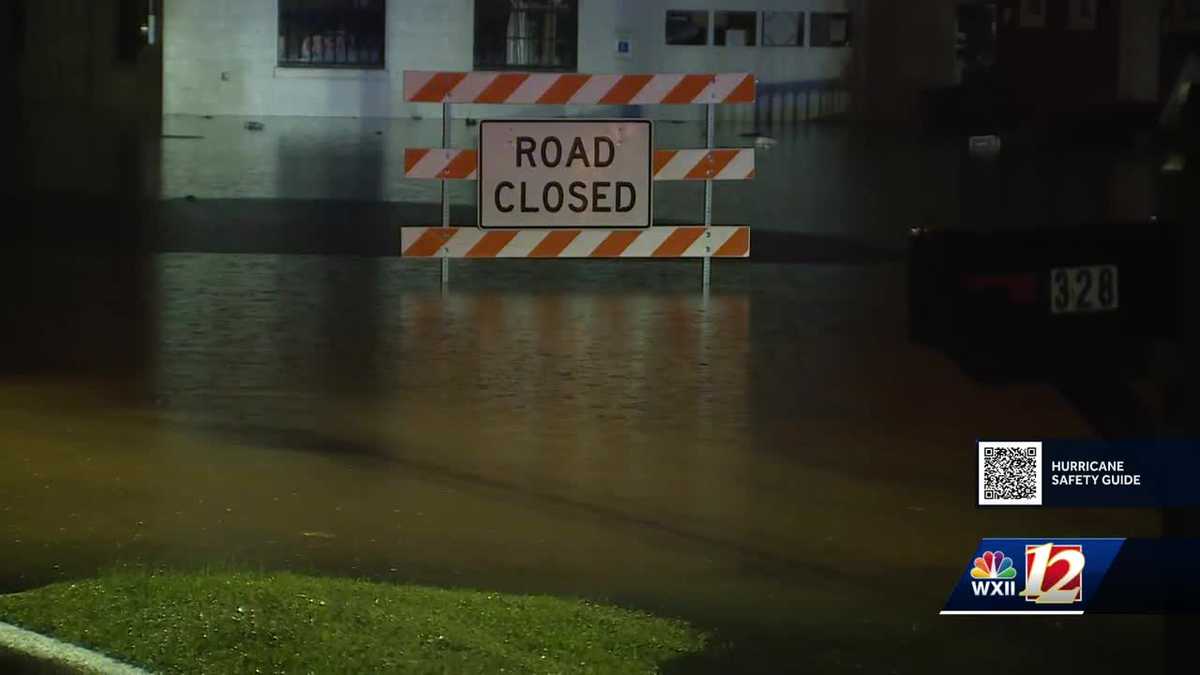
[0,251,1165,673]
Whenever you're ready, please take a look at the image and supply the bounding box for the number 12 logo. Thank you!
[1021,543,1085,604]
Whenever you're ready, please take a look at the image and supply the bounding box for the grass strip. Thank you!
[0,570,705,674]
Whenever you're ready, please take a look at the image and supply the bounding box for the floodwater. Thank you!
[5,113,1182,671]
[157,115,1160,250]
[1,250,1165,672]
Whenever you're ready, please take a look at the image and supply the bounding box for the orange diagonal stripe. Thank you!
[405,148,430,174]
[529,230,580,257]
[466,231,518,258]
[724,74,756,103]
[662,74,714,104]
[652,150,678,177]
[590,231,641,257]
[438,150,478,179]
[599,75,654,105]
[685,150,738,180]
[476,73,530,103]
[404,228,458,257]
[652,227,704,257]
[538,74,591,104]
[714,227,750,257]
[412,72,468,102]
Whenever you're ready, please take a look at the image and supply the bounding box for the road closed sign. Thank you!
[478,119,652,229]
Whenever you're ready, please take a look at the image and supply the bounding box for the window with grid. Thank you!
[278,0,386,69]
[474,0,579,72]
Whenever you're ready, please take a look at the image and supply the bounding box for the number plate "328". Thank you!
[1050,265,1119,314]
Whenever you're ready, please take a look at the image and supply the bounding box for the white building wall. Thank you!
[623,0,853,84]
[164,0,854,118]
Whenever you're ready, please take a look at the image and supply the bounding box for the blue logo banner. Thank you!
[942,538,1123,614]
[943,539,1200,614]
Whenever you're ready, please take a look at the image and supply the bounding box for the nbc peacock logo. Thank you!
[969,550,1018,596]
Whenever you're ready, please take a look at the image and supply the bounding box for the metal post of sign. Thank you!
[441,101,452,287]
[702,102,715,291]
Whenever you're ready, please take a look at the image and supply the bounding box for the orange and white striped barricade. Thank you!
[402,71,756,288]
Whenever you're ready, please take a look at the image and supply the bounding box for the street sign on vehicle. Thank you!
[477,119,653,230]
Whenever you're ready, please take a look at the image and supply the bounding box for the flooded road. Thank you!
[1,252,1163,672]
[156,116,1159,251]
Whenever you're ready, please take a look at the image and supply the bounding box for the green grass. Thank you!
[0,570,706,674]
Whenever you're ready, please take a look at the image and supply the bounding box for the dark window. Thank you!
[956,2,996,80]
[474,0,579,72]
[714,11,757,46]
[763,11,804,47]
[1068,0,1097,30]
[811,12,851,48]
[13,0,26,58]
[278,0,386,69]
[117,0,146,63]
[666,10,709,46]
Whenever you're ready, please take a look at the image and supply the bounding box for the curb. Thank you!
[0,622,150,675]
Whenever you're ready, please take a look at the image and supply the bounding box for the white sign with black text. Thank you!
[477,119,653,229]
[1050,265,1119,314]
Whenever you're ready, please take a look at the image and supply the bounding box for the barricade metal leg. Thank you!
[441,101,452,288]
[702,102,714,292]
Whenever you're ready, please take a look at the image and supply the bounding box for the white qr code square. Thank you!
[978,441,1043,506]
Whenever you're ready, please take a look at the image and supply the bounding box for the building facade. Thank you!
[163,0,859,119]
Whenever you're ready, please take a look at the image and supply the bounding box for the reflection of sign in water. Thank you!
[478,120,653,229]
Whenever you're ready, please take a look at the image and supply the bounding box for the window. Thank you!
[118,0,143,63]
[1067,0,1097,31]
[811,12,851,47]
[1020,0,1046,28]
[714,11,757,46]
[1166,0,1200,32]
[12,1,24,59]
[1174,0,1200,19]
[666,10,708,46]
[278,0,386,69]
[956,2,996,83]
[474,0,579,71]
[763,11,804,47]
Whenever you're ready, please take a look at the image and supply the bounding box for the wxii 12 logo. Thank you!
[970,543,1085,603]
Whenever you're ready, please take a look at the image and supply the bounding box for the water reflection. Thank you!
[159,115,1162,257]
[160,116,963,249]
[0,253,1167,672]
[151,255,751,507]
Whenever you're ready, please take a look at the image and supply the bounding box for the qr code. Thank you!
[978,441,1042,506]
